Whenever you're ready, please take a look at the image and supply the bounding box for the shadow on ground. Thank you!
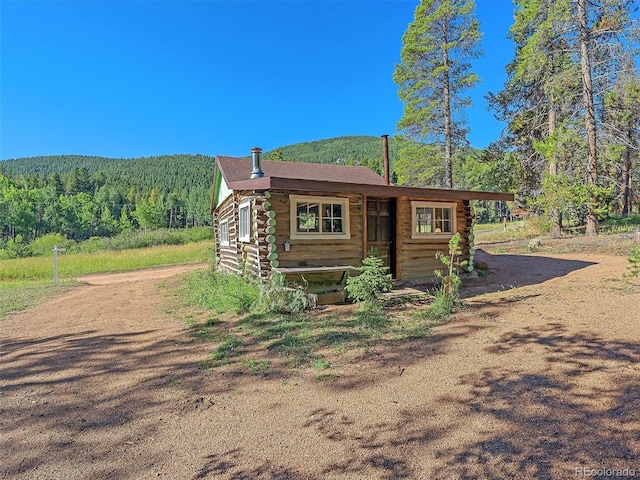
[461,249,597,298]
[0,327,272,479]
[297,324,640,479]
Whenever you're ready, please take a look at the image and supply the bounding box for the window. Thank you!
[219,219,229,246]
[290,195,351,239]
[411,202,456,238]
[238,200,251,243]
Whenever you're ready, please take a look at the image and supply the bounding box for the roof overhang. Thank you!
[226,176,514,202]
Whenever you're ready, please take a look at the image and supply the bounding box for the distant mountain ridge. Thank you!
[0,136,399,192]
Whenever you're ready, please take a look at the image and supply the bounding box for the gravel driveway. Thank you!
[1,254,639,479]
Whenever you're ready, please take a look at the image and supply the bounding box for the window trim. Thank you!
[289,195,351,240]
[219,218,230,246]
[238,199,252,243]
[410,201,457,239]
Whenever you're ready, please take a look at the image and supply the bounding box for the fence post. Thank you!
[53,245,66,284]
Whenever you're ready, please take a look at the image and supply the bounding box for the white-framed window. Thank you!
[411,202,456,238]
[238,199,251,243]
[290,195,351,240]
[219,219,229,246]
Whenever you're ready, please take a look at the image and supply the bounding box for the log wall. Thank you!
[215,193,240,274]
[269,191,364,268]
[215,191,273,279]
[215,189,475,284]
[396,198,472,282]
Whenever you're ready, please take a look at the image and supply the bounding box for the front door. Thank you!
[366,198,396,277]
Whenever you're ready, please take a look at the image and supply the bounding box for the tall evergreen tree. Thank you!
[393,0,482,189]
[577,0,600,235]
[579,0,638,231]
[491,0,638,232]
[267,148,286,162]
[65,167,94,195]
[490,0,579,236]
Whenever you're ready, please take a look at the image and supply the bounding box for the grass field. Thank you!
[0,241,212,281]
[473,220,542,243]
[473,215,640,244]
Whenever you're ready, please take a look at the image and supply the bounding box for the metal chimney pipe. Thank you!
[381,134,390,185]
[250,147,264,179]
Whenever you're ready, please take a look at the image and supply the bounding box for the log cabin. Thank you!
[210,145,513,301]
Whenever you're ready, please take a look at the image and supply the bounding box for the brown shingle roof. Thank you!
[217,155,388,186]
[213,154,514,204]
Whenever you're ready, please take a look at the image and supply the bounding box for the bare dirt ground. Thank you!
[1,248,639,480]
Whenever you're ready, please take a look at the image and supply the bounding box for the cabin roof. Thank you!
[215,155,514,203]
[217,156,389,186]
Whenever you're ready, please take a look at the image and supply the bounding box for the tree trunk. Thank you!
[548,97,562,238]
[621,132,632,216]
[578,0,598,236]
[443,41,453,189]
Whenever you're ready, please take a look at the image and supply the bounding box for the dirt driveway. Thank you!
[1,253,639,479]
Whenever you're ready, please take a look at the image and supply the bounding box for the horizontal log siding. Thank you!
[270,191,364,268]
[397,198,472,281]
[215,194,240,274]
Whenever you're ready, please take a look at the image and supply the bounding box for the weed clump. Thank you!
[431,233,467,319]
[257,273,309,314]
[211,335,243,362]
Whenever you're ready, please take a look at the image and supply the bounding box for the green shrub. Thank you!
[1,227,214,259]
[186,270,309,316]
[427,288,459,320]
[78,227,213,253]
[0,235,30,259]
[28,234,75,257]
[601,214,640,234]
[345,251,394,306]
[0,248,19,260]
[626,246,640,279]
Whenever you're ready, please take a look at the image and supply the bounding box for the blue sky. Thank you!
[1,0,516,160]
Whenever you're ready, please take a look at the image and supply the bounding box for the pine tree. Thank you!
[490,0,638,233]
[393,0,482,189]
[119,206,134,231]
[489,0,580,235]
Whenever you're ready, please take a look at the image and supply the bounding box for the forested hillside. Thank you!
[264,135,400,173]
[5,122,634,261]
[0,154,217,258]
[1,154,214,197]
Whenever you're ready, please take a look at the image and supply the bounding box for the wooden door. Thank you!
[366,198,396,277]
